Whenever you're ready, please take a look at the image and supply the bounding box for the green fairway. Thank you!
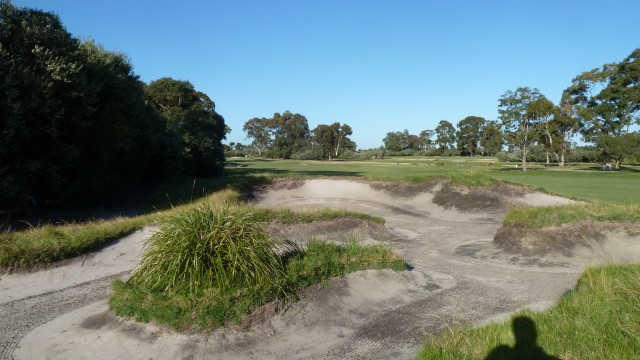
[227,157,640,204]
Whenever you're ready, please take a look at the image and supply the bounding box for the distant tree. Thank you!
[146,78,227,176]
[243,117,271,156]
[418,130,435,151]
[383,130,408,152]
[480,121,503,156]
[528,98,557,165]
[553,92,581,166]
[456,116,485,156]
[498,87,545,171]
[434,120,457,153]
[564,48,640,168]
[269,111,310,159]
[596,132,640,168]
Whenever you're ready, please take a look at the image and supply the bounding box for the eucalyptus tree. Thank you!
[434,120,457,153]
[419,130,435,151]
[480,121,504,156]
[312,122,354,160]
[269,111,310,159]
[243,117,271,157]
[563,48,640,168]
[456,116,485,156]
[498,87,545,171]
[528,98,557,165]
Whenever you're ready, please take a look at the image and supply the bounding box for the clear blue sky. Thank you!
[16,0,640,149]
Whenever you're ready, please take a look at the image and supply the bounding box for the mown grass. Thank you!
[111,211,406,331]
[417,263,640,360]
[503,203,640,229]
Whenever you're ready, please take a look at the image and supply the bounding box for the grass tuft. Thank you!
[129,204,298,295]
[503,203,640,229]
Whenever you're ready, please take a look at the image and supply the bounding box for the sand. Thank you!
[2,179,638,360]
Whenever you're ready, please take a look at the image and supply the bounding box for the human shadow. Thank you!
[485,316,561,360]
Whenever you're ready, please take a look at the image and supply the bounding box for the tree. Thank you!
[456,116,485,156]
[563,48,640,168]
[418,130,435,151]
[498,87,545,171]
[243,117,271,156]
[312,122,355,160]
[596,132,640,168]
[528,98,557,165]
[434,120,456,153]
[480,121,503,156]
[0,2,176,208]
[146,78,227,176]
[269,111,310,159]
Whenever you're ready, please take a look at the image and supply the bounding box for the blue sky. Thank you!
[16,0,640,149]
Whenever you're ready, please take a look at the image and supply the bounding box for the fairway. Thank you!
[227,157,640,204]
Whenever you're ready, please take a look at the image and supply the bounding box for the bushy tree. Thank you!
[480,121,503,156]
[0,1,178,208]
[146,78,227,176]
[435,120,456,153]
[456,116,485,156]
[312,122,355,160]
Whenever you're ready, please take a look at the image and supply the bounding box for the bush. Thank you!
[496,152,508,162]
[129,205,297,294]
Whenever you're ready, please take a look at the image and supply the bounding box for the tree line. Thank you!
[242,112,355,160]
[0,1,227,210]
[342,49,640,169]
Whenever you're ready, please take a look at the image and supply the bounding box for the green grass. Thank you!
[417,263,640,360]
[504,203,640,229]
[0,215,152,270]
[111,232,405,330]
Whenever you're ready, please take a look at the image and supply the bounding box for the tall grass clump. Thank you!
[503,203,640,229]
[129,204,297,294]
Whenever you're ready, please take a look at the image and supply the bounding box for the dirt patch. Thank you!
[368,180,439,198]
[264,218,397,245]
[494,221,640,257]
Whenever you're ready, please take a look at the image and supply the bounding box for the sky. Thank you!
[15,0,640,149]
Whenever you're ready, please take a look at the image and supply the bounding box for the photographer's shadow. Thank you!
[485,316,561,360]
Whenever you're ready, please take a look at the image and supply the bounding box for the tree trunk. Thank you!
[546,151,550,166]
[559,149,565,167]
[522,144,527,171]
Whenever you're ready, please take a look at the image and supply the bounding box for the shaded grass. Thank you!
[417,263,640,360]
[503,203,640,229]
[0,186,381,271]
[0,215,152,270]
[110,235,406,331]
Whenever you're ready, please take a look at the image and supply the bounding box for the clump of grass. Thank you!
[503,203,640,229]
[111,211,405,330]
[417,263,640,359]
[129,204,298,294]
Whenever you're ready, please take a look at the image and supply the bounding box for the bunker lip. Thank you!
[4,178,638,360]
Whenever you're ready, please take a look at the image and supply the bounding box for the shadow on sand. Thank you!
[485,316,561,360]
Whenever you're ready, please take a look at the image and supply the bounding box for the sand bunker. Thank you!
[3,179,639,360]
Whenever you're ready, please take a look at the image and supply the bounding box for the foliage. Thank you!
[498,87,546,171]
[0,215,151,270]
[243,117,272,157]
[418,264,640,360]
[563,48,640,168]
[112,231,405,330]
[456,116,486,156]
[435,120,457,153]
[480,121,504,156]
[146,77,228,177]
[503,203,640,229]
[311,122,355,160]
[129,205,295,294]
